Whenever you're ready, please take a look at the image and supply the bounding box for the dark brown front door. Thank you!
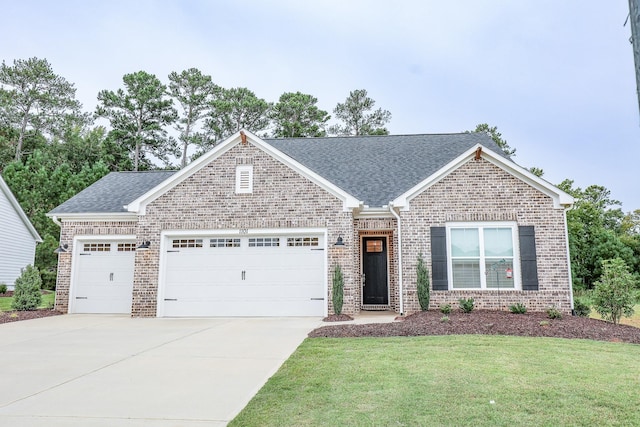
[362,237,389,305]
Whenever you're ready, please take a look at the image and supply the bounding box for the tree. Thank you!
[329,89,391,136]
[332,264,344,315]
[271,91,330,137]
[592,258,638,324]
[205,87,271,145]
[466,123,516,157]
[0,57,88,161]
[417,253,430,310]
[11,264,42,310]
[168,68,219,168]
[96,71,177,171]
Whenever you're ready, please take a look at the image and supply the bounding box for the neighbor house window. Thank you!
[447,223,517,289]
[235,165,253,194]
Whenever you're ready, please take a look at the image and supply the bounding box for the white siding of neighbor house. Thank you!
[0,182,38,289]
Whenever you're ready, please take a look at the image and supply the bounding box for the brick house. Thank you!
[48,130,574,317]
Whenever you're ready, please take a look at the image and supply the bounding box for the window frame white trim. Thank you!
[235,165,253,194]
[446,222,521,291]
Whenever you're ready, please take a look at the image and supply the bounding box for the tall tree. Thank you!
[271,91,330,137]
[168,68,219,168]
[0,57,88,161]
[467,123,516,156]
[329,89,391,136]
[96,71,177,171]
[205,87,271,144]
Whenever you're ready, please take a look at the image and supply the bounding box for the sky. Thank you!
[2,1,639,211]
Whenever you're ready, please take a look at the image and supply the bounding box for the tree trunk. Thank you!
[15,106,31,162]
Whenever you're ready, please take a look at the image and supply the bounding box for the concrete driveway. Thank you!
[0,314,323,426]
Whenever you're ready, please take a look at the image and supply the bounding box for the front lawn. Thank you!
[230,335,640,426]
[590,304,640,328]
[0,290,55,312]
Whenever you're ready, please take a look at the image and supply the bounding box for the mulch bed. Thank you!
[310,310,640,344]
[0,309,63,324]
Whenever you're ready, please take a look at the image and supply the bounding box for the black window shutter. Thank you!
[430,227,448,290]
[519,226,539,291]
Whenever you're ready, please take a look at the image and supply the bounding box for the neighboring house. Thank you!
[48,130,574,317]
[0,175,42,289]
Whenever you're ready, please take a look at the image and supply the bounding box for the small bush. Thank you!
[592,258,637,324]
[573,297,591,317]
[332,264,344,315]
[546,307,562,319]
[440,316,450,323]
[539,320,550,326]
[459,298,474,313]
[509,303,527,314]
[440,304,452,315]
[0,283,7,294]
[11,265,42,311]
[416,253,430,311]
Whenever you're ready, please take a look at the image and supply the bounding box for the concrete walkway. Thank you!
[0,315,324,427]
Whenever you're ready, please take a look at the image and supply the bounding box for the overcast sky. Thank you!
[3,1,639,211]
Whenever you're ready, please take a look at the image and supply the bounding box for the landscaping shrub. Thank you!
[0,283,7,295]
[573,297,591,317]
[440,315,450,323]
[592,258,637,325]
[11,265,42,311]
[509,303,527,314]
[332,264,344,315]
[416,253,430,310]
[459,297,474,313]
[546,307,562,319]
[440,304,451,315]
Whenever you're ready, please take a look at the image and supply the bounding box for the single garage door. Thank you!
[71,240,136,314]
[160,233,325,317]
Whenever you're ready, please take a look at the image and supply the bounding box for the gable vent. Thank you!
[236,165,253,194]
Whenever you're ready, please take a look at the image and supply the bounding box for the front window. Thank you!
[448,224,517,289]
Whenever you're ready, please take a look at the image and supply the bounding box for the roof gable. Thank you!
[0,176,42,242]
[391,144,574,209]
[126,130,361,214]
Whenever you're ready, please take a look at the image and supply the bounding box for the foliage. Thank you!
[0,283,6,294]
[458,297,474,313]
[440,304,452,315]
[592,258,637,324]
[0,57,89,161]
[440,315,450,323]
[466,123,516,156]
[529,167,544,177]
[271,91,331,137]
[416,253,430,310]
[546,307,563,319]
[168,68,219,168]
[11,265,42,310]
[206,87,271,143]
[509,303,527,314]
[330,89,391,135]
[332,264,344,315]
[96,70,178,171]
[573,297,591,317]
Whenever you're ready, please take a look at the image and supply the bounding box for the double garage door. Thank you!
[159,233,326,317]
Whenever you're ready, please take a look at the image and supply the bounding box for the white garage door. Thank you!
[71,241,136,314]
[160,233,326,317]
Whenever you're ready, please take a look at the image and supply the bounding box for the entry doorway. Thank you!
[361,236,389,306]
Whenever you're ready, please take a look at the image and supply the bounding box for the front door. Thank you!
[362,237,389,305]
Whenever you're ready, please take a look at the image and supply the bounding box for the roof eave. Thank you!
[1,176,42,242]
[45,212,138,222]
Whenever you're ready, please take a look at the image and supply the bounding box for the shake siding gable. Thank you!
[131,142,357,317]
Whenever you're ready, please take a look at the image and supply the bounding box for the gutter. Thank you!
[50,215,62,227]
[389,203,404,315]
[562,205,575,314]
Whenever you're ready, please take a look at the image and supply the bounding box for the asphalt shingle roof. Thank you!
[49,171,177,214]
[265,133,510,207]
[49,133,510,214]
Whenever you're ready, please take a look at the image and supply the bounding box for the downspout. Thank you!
[562,206,575,314]
[389,203,404,315]
[50,215,62,227]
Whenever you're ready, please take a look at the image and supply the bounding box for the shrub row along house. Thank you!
[48,130,574,317]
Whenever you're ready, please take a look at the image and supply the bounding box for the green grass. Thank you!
[590,304,640,328]
[0,291,55,311]
[230,335,640,426]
